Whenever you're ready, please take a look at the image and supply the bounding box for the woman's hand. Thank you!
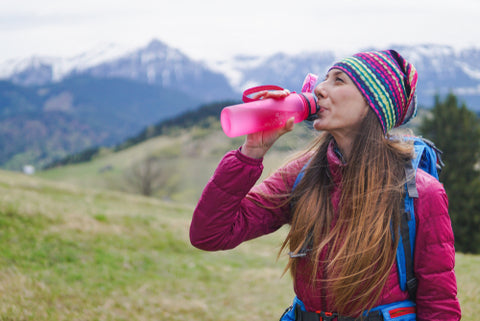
[240,89,295,159]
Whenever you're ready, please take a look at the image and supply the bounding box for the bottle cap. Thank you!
[301,73,318,93]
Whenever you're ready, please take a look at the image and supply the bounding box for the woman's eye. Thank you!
[335,77,344,83]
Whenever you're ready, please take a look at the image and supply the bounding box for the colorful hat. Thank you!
[330,50,418,133]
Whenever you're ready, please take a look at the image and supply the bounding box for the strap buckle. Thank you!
[316,310,338,321]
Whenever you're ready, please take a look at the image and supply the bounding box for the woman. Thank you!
[190,50,461,320]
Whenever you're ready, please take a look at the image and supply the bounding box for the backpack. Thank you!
[290,136,444,301]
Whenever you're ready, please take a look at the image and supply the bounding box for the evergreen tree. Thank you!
[419,93,480,253]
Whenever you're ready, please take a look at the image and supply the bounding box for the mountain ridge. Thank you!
[3,40,480,108]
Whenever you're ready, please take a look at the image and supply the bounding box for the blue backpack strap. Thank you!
[279,296,306,321]
[408,136,443,181]
[293,162,309,191]
[368,300,416,321]
[396,136,443,300]
[397,183,417,300]
[289,161,314,258]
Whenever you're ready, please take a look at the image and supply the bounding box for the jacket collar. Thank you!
[327,140,345,187]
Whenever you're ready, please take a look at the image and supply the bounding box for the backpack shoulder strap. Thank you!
[292,161,309,191]
[396,136,444,301]
[289,161,313,258]
[397,178,418,300]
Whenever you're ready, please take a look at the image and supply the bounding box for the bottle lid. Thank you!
[301,73,318,93]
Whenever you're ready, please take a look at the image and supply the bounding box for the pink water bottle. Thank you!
[220,85,318,137]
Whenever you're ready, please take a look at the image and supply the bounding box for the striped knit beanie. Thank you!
[330,50,418,133]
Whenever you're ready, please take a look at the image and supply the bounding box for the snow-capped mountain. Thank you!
[207,50,340,93]
[74,40,236,101]
[393,44,480,103]
[1,39,480,109]
[0,43,134,85]
[0,40,236,102]
[210,44,480,109]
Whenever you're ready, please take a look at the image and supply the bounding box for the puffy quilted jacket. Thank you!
[190,145,461,320]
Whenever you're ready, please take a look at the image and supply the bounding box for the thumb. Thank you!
[278,117,295,136]
[285,117,295,132]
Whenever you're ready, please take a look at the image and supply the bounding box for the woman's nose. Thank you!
[314,82,327,99]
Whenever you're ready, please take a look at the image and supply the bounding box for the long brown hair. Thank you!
[281,110,414,316]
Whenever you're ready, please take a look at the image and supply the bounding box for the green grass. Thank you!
[0,170,294,320]
[455,253,480,320]
[0,169,478,320]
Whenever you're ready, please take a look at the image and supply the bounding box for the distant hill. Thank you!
[0,76,201,170]
[114,100,239,152]
[42,100,239,169]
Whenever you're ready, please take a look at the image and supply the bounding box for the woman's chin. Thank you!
[313,119,326,131]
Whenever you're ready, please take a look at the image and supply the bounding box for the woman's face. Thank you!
[313,69,369,138]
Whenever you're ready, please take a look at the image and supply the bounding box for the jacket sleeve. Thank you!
[414,170,461,320]
[190,149,304,251]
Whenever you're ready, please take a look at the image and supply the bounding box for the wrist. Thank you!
[240,143,268,159]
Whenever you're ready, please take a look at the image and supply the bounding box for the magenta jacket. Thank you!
[190,146,461,320]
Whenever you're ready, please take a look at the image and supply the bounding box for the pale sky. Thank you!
[1,0,479,63]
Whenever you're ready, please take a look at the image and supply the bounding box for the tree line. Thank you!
[420,93,480,253]
[43,100,238,169]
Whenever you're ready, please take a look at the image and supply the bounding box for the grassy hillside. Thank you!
[0,168,294,320]
[37,119,317,203]
[0,169,478,320]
